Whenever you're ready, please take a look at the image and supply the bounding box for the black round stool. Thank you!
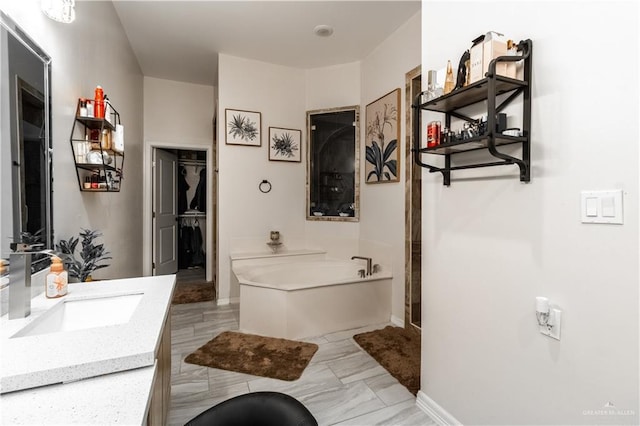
[184,391,318,426]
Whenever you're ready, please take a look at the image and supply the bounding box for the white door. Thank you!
[153,148,178,275]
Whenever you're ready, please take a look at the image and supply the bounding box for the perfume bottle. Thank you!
[425,70,443,101]
[444,60,455,94]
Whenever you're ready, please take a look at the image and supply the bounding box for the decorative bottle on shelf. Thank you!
[426,70,443,100]
[79,98,87,117]
[46,256,68,299]
[94,85,105,119]
[444,60,455,95]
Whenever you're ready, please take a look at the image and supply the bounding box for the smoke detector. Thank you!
[314,25,334,37]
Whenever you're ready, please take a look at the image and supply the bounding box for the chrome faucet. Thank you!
[8,243,47,319]
[351,256,373,276]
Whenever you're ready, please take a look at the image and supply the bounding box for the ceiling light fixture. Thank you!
[313,25,334,37]
[41,0,76,24]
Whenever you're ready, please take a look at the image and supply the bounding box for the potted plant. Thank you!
[55,229,112,282]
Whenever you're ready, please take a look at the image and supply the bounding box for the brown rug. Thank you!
[172,281,215,304]
[354,326,421,395]
[185,331,318,381]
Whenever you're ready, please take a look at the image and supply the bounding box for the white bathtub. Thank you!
[233,258,392,340]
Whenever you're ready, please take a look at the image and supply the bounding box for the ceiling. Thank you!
[111,1,421,86]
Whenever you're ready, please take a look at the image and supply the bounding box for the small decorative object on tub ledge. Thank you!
[266,241,282,253]
[266,230,282,253]
[372,264,381,274]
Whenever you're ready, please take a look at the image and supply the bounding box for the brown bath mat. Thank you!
[172,282,215,304]
[354,326,421,395]
[185,331,318,381]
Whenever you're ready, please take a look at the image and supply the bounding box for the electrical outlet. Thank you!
[539,308,562,340]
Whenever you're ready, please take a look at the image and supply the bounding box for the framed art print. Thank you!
[269,127,301,162]
[225,109,261,146]
[365,88,400,183]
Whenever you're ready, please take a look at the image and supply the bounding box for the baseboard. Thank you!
[216,297,239,306]
[390,314,404,327]
[416,391,462,426]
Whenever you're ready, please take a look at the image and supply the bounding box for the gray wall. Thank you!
[2,0,145,279]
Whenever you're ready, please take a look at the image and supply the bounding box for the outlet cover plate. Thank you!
[539,308,562,340]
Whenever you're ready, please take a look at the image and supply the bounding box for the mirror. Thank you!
[0,12,53,271]
[306,105,359,221]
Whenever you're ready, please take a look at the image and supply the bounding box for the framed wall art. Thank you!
[365,88,400,183]
[225,109,261,146]
[269,127,301,162]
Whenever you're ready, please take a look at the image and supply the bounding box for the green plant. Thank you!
[56,229,111,282]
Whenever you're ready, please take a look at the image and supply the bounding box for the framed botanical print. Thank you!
[268,127,301,162]
[225,109,261,146]
[365,88,400,183]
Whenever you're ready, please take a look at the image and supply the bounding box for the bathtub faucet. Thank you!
[351,256,373,276]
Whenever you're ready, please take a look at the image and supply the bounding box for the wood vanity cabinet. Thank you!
[147,309,171,425]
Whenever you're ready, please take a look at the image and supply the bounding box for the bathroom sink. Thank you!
[11,293,143,338]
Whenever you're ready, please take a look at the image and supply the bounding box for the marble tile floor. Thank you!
[169,301,435,426]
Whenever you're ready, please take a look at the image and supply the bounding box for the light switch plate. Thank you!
[581,190,623,224]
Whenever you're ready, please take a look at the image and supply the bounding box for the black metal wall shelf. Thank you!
[412,39,532,186]
[69,99,124,192]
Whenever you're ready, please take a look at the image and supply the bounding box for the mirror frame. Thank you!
[1,11,53,268]
[306,105,360,222]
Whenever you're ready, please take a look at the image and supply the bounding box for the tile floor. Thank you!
[169,301,435,426]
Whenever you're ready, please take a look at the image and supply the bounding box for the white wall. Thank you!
[303,62,362,255]
[420,1,639,424]
[361,11,421,324]
[142,76,215,280]
[215,22,421,314]
[217,54,306,302]
[143,76,214,144]
[0,0,144,279]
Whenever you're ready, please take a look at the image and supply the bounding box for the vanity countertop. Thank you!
[1,364,157,425]
[0,275,175,394]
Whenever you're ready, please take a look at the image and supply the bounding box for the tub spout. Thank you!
[351,256,372,276]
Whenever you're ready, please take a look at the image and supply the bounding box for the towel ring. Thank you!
[259,179,272,193]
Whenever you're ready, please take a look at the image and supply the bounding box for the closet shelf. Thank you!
[178,213,206,218]
[179,159,206,167]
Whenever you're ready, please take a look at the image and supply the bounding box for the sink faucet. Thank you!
[8,243,47,319]
[351,256,373,276]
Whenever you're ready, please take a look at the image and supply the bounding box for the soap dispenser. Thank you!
[46,256,68,298]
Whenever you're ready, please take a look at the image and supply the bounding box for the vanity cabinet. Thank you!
[147,309,171,425]
[69,99,124,192]
[412,39,532,186]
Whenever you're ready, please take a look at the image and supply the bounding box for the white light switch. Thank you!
[581,190,624,224]
[601,196,615,217]
[585,197,598,217]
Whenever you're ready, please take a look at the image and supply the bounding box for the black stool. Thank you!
[185,391,318,426]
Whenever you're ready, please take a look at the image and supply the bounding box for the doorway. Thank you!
[143,141,216,292]
[405,65,421,331]
[156,149,208,284]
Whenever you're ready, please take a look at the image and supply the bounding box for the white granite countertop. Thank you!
[0,275,175,394]
[0,364,157,425]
